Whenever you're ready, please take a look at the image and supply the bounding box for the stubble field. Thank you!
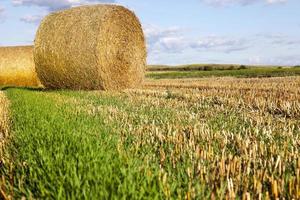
[0,75,300,199]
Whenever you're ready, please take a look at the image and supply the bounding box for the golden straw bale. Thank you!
[0,91,9,159]
[34,5,146,90]
[0,46,41,87]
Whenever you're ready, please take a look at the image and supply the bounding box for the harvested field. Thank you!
[1,76,299,199]
[145,76,300,91]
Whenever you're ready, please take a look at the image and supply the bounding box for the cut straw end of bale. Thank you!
[0,46,42,87]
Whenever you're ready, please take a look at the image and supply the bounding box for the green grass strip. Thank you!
[147,67,300,79]
[1,89,165,199]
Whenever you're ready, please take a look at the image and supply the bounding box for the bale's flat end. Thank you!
[0,46,41,87]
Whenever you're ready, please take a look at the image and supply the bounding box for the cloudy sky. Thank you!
[0,0,299,65]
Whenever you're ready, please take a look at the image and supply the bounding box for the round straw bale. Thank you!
[34,5,146,90]
[0,46,41,87]
[0,91,9,150]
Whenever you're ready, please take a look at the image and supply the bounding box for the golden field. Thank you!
[1,76,299,199]
[43,76,300,199]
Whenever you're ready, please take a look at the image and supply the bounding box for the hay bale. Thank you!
[0,91,9,159]
[34,4,146,90]
[0,46,41,87]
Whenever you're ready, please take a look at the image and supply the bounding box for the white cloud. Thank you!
[12,0,116,11]
[256,33,300,47]
[0,6,5,22]
[266,0,287,4]
[248,55,300,66]
[144,24,250,55]
[144,24,188,54]
[272,38,300,46]
[20,14,46,24]
[144,25,184,45]
[14,0,116,26]
[200,0,287,7]
[190,36,250,53]
[158,36,187,53]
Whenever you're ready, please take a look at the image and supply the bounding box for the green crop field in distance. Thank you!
[146,67,300,79]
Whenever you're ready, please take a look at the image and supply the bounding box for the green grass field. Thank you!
[147,64,289,71]
[1,89,171,199]
[147,67,300,79]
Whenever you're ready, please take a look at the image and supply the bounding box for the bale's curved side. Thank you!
[34,5,146,90]
[0,46,41,87]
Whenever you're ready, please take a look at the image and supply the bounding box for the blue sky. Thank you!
[0,0,299,65]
